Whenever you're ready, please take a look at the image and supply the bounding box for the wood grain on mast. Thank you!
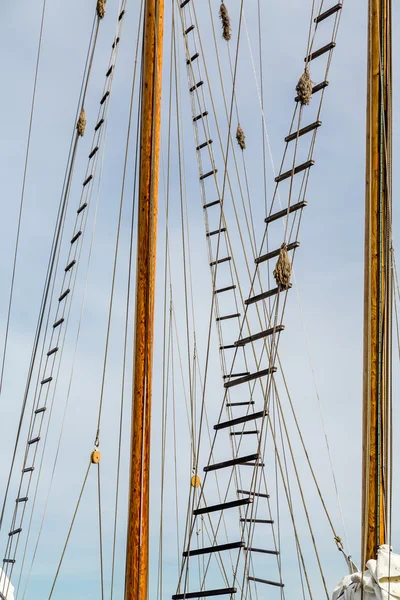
[362,0,392,564]
[125,0,164,598]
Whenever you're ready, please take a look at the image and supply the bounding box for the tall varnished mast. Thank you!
[362,0,392,564]
[125,0,164,598]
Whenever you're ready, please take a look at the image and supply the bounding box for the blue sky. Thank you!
[0,0,399,599]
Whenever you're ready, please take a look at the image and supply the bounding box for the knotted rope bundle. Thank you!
[273,243,292,289]
[219,3,231,41]
[236,124,246,150]
[97,0,106,19]
[296,66,313,105]
[77,108,86,136]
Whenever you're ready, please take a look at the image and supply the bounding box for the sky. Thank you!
[0,0,399,599]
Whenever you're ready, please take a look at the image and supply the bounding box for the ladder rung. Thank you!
[16,497,28,503]
[305,41,336,62]
[210,256,231,266]
[275,160,314,183]
[204,200,221,209]
[58,289,70,301]
[245,547,279,555]
[224,368,276,389]
[242,461,265,467]
[193,110,208,122]
[41,377,52,385]
[88,146,99,159]
[23,467,34,473]
[230,430,258,436]
[207,228,226,237]
[245,285,292,306]
[215,285,236,294]
[112,37,120,48]
[8,528,22,536]
[172,589,236,599]
[240,518,274,524]
[77,202,88,214]
[46,347,58,357]
[295,80,328,102]
[185,24,195,35]
[187,52,199,64]
[34,407,46,414]
[180,0,190,6]
[315,3,342,22]
[100,91,110,105]
[194,498,252,516]
[190,80,204,92]
[183,541,244,557]
[83,174,93,187]
[223,372,249,379]
[248,576,283,588]
[217,313,240,322]
[197,139,212,151]
[3,559,15,564]
[53,318,64,328]
[235,325,285,347]
[265,201,307,224]
[285,120,322,143]
[95,118,104,131]
[118,9,125,20]
[256,241,299,264]
[226,401,255,407]
[65,260,76,272]
[71,231,82,244]
[106,66,113,77]
[28,437,40,445]
[219,345,236,350]
[238,489,269,499]
[215,410,267,431]
[200,169,217,180]
[204,453,259,473]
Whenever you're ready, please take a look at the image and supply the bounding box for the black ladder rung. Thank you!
[200,169,217,180]
[230,430,259,436]
[118,9,125,20]
[204,453,259,473]
[53,318,64,329]
[217,313,240,322]
[193,110,208,122]
[8,528,22,536]
[223,372,249,379]
[265,201,307,224]
[190,81,204,92]
[77,202,88,214]
[196,139,212,151]
[46,347,58,357]
[305,41,336,62]
[224,368,276,389]
[204,200,221,209]
[295,80,329,102]
[183,541,244,558]
[238,489,269,499]
[215,285,236,294]
[245,285,292,306]
[71,231,82,244]
[240,518,274,524]
[23,467,34,473]
[219,344,236,350]
[16,497,28,503]
[180,0,190,6]
[285,120,322,143]
[95,118,104,131]
[41,377,52,385]
[172,589,236,599]
[247,576,283,588]
[215,410,267,431]
[211,256,231,266]
[106,65,113,77]
[315,3,342,22]
[235,325,285,347]
[226,401,255,407]
[3,559,15,564]
[187,52,199,65]
[83,174,93,187]
[34,407,46,414]
[112,37,120,48]
[207,227,226,237]
[28,437,40,445]
[65,260,76,272]
[194,497,252,516]
[100,91,110,105]
[256,241,300,264]
[275,160,314,183]
[185,24,195,35]
[58,289,70,302]
[246,547,279,555]
[88,146,99,159]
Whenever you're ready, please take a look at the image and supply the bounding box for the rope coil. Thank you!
[219,3,231,41]
[296,66,313,105]
[236,124,246,150]
[77,108,86,136]
[273,243,292,289]
[96,0,106,19]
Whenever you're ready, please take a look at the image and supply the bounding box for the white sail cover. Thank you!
[0,568,14,600]
[333,545,400,600]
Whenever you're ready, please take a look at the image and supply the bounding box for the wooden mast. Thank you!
[125,0,164,598]
[362,0,392,564]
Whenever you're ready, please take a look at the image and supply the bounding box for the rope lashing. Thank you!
[236,124,246,150]
[296,66,313,105]
[96,0,106,19]
[77,108,86,136]
[273,243,292,289]
[219,3,231,41]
